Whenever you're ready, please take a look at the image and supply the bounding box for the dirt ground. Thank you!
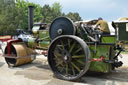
[0,54,128,85]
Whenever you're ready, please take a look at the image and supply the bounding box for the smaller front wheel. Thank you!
[48,35,90,81]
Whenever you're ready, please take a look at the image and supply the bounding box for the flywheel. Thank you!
[49,17,76,40]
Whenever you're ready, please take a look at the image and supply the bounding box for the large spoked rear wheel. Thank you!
[48,35,90,81]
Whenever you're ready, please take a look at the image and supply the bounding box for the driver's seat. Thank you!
[92,30,111,42]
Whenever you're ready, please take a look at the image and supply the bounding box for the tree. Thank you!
[15,0,43,30]
[0,0,18,35]
[0,0,44,35]
[51,2,62,18]
[0,0,82,35]
[66,12,82,22]
[41,2,63,23]
[41,4,53,23]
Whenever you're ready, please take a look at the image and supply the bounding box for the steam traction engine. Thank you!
[47,17,127,81]
[1,6,128,81]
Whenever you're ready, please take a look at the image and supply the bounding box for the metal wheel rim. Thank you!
[48,35,90,80]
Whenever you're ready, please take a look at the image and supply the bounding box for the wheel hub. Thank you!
[57,28,63,35]
[64,55,68,61]
[63,51,72,63]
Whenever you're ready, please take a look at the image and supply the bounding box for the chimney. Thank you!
[28,6,34,31]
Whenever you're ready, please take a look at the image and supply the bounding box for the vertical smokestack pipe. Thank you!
[28,6,34,32]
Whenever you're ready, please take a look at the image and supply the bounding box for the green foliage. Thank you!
[15,0,43,30]
[0,0,43,35]
[66,12,82,22]
[41,2,63,23]
[41,4,53,23]
[51,2,62,18]
[0,0,82,35]
[0,0,18,35]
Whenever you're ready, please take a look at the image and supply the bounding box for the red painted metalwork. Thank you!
[7,39,21,54]
[90,56,104,62]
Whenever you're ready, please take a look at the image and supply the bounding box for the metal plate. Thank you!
[126,23,128,32]
[118,23,128,41]
[49,17,75,40]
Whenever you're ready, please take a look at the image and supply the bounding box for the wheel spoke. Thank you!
[68,39,71,48]
[53,52,59,60]
[74,48,82,54]
[66,64,68,75]
[54,50,62,57]
[55,60,63,67]
[57,63,65,72]
[71,62,80,72]
[60,66,64,72]
[76,59,85,65]
[69,42,76,53]
[56,45,64,51]
[72,55,85,58]
[71,65,75,75]
[60,40,65,50]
